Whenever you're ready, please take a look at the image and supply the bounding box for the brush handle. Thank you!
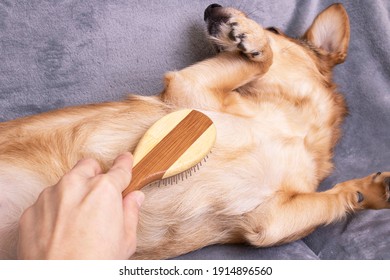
[123,164,163,196]
[122,110,214,197]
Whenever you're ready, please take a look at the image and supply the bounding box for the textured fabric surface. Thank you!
[0,0,389,259]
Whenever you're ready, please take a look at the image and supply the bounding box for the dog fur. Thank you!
[0,4,389,259]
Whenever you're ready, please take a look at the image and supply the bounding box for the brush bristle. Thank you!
[144,152,211,188]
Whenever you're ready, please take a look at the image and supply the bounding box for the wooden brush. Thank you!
[122,109,216,197]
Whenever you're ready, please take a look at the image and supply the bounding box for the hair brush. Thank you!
[122,109,216,197]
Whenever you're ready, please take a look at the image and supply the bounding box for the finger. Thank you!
[122,191,144,255]
[70,158,103,179]
[105,152,133,192]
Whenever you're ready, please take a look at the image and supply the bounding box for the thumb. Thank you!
[122,191,145,255]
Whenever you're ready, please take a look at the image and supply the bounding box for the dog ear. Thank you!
[303,3,350,65]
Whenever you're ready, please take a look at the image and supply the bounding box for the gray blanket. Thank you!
[0,0,389,259]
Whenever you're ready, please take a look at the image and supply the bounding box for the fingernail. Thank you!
[132,191,145,208]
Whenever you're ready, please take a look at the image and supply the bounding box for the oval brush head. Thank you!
[122,109,216,197]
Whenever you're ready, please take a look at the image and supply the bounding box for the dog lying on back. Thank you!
[0,3,389,259]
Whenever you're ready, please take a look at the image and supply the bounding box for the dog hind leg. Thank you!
[240,172,390,246]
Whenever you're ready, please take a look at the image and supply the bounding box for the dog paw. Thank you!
[342,172,390,210]
[204,4,270,62]
[225,18,269,61]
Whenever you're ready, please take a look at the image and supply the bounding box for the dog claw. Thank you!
[251,51,261,57]
[357,191,364,203]
[373,172,382,180]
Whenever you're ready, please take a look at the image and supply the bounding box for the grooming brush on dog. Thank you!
[122,109,216,197]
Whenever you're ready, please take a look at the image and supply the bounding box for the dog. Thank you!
[0,3,389,260]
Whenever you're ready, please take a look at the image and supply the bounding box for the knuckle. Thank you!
[59,171,78,185]
[57,175,78,194]
[77,157,101,171]
[92,175,118,195]
[79,157,99,166]
[38,186,54,201]
[80,157,101,172]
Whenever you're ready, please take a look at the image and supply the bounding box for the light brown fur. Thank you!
[0,4,389,259]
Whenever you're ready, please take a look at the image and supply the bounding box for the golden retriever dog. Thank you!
[0,3,389,259]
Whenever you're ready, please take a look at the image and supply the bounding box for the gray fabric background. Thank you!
[0,0,389,259]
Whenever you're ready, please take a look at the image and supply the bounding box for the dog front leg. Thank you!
[241,172,390,246]
[161,6,273,113]
[160,52,270,112]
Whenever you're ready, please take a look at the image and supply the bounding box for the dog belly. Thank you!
[133,131,317,258]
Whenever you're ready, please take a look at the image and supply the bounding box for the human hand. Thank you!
[17,152,144,259]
